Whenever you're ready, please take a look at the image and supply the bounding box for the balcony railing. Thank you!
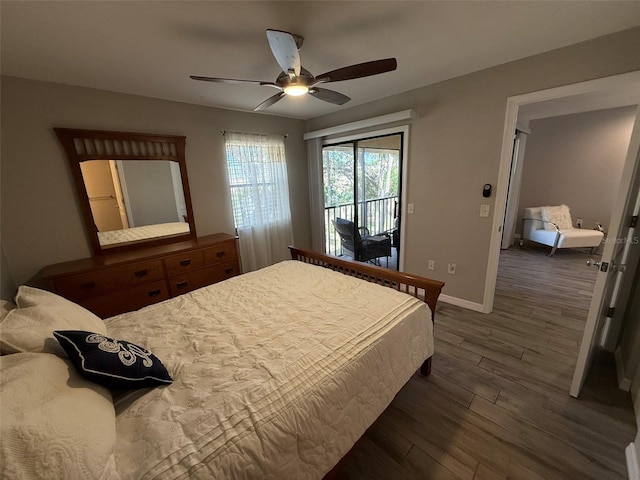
[325,195,398,256]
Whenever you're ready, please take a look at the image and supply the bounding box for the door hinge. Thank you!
[600,262,609,272]
[631,215,638,228]
[607,307,615,318]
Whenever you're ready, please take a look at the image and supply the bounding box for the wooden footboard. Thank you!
[289,247,443,377]
[289,247,444,322]
[290,247,444,480]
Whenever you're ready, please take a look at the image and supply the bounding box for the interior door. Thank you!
[80,160,126,232]
[570,107,640,397]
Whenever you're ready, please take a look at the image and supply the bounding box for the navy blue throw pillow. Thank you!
[53,330,173,390]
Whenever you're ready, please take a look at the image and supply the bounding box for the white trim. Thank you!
[438,294,487,313]
[616,346,633,391]
[508,71,640,106]
[627,443,640,480]
[485,70,640,314]
[322,125,409,146]
[483,97,518,313]
[303,110,418,140]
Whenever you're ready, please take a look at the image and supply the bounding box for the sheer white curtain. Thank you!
[225,132,293,272]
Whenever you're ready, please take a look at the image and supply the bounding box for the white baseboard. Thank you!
[438,294,487,313]
[615,346,632,391]
[627,443,640,480]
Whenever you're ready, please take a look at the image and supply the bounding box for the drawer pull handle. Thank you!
[176,281,188,289]
[224,268,233,274]
[148,289,162,298]
[134,270,149,278]
[80,281,96,290]
[179,259,191,266]
[216,251,225,258]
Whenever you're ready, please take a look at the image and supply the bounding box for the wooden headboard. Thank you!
[289,247,444,321]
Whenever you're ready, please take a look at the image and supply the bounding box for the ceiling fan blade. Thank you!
[309,87,351,105]
[315,58,397,83]
[266,29,301,77]
[190,75,268,85]
[254,92,286,111]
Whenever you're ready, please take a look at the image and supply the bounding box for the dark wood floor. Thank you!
[335,243,636,480]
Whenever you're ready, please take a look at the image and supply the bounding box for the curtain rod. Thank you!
[220,130,288,138]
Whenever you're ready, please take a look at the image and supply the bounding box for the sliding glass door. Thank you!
[322,133,403,270]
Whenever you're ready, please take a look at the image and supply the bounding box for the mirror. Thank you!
[55,128,197,255]
[80,159,189,247]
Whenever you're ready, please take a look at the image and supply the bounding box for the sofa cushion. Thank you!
[541,205,573,231]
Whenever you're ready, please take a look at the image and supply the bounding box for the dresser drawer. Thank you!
[164,250,205,276]
[79,279,169,318]
[168,260,239,296]
[55,259,165,302]
[210,260,240,281]
[168,268,214,296]
[203,242,237,265]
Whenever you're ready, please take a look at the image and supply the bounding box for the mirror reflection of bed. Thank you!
[79,159,190,247]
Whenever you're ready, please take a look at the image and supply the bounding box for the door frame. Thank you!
[485,70,640,313]
[322,125,410,271]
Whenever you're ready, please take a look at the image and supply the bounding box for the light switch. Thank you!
[408,203,415,214]
[480,204,490,217]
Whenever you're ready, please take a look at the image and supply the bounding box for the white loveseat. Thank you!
[521,205,604,256]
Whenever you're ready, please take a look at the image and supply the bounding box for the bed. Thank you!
[0,248,444,480]
[97,222,191,247]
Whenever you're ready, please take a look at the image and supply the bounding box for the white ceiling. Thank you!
[2,1,639,120]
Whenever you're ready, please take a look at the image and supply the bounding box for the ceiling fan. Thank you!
[190,29,397,111]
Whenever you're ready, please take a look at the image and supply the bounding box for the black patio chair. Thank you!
[332,217,391,266]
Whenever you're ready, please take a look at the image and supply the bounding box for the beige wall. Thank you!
[1,77,311,290]
[517,106,636,233]
[2,28,639,304]
[307,27,640,304]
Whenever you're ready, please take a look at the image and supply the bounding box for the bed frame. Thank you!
[289,247,444,376]
[290,247,444,480]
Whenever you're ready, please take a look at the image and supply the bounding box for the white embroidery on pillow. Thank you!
[86,333,153,367]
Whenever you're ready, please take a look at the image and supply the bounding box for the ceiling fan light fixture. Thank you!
[191,29,396,110]
[283,84,309,96]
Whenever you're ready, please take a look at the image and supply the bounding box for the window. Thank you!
[224,132,293,271]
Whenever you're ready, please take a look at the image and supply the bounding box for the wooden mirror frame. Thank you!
[55,127,197,256]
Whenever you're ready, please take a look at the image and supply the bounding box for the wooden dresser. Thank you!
[42,233,240,318]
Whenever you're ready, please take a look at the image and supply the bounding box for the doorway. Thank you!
[80,160,130,232]
[488,71,640,397]
[322,132,403,270]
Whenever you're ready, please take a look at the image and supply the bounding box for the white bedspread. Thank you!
[98,222,190,246]
[106,260,433,480]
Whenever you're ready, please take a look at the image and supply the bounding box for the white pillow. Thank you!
[0,286,107,355]
[0,352,120,480]
[1,299,16,320]
[541,205,573,231]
